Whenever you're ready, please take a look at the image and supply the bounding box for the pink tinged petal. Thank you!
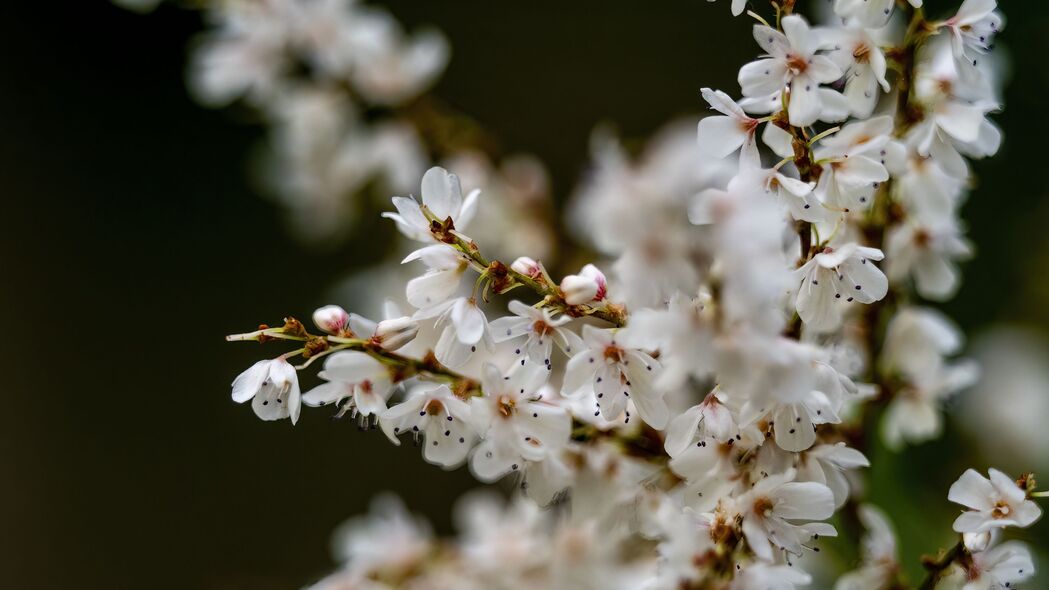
[697,115,749,159]
[949,469,996,511]
[420,166,462,221]
[775,482,835,520]
[788,76,822,127]
[739,59,789,98]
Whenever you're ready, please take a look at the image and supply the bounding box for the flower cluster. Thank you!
[221,0,1044,588]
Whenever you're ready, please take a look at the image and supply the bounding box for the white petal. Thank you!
[697,116,748,159]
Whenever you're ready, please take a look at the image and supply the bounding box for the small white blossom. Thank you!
[885,219,973,301]
[469,363,571,482]
[415,296,493,368]
[303,351,395,418]
[313,304,351,335]
[560,264,607,305]
[795,243,888,332]
[489,300,584,366]
[739,15,843,126]
[834,505,899,590]
[231,357,302,424]
[964,540,1035,590]
[697,88,761,170]
[737,469,837,560]
[948,468,1042,533]
[403,244,473,309]
[562,325,668,428]
[384,166,480,242]
[348,300,419,351]
[380,383,476,467]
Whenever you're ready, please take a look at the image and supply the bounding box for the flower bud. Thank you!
[963,531,993,553]
[374,316,419,351]
[313,305,350,335]
[580,264,607,300]
[561,274,599,305]
[511,256,542,279]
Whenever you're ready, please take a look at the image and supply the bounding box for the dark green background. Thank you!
[2,0,1046,587]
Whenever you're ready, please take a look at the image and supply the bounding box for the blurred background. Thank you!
[2,0,1048,587]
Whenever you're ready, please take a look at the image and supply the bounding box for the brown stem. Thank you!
[919,541,968,590]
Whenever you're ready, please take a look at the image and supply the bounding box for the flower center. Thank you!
[603,345,625,364]
[497,395,516,418]
[753,496,775,518]
[853,43,871,64]
[532,320,553,336]
[992,500,1011,519]
[786,53,809,75]
[424,399,445,416]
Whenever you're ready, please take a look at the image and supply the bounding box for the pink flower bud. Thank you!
[374,316,419,351]
[511,256,542,279]
[580,264,607,300]
[312,305,350,335]
[560,274,599,305]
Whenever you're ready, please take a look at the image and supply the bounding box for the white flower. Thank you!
[738,469,837,560]
[834,505,899,590]
[403,244,473,309]
[313,304,351,335]
[697,88,761,170]
[489,300,584,366]
[825,25,891,118]
[812,116,899,212]
[881,306,963,380]
[624,294,716,391]
[345,14,449,106]
[885,219,973,301]
[664,391,736,457]
[560,264,607,305]
[348,300,419,351]
[380,383,475,467]
[881,359,979,449]
[943,0,1003,67]
[469,363,571,482]
[415,296,493,368]
[562,325,668,428]
[739,15,843,126]
[510,256,542,279]
[231,357,302,424]
[302,351,395,418]
[668,439,741,512]
[797,442,869,508]
[330,494,433,578]
[964,540,1035,590]
[834,0,922,28]
[795,243,888,332]
[384,166,480,242]
[948,468,1042,533]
